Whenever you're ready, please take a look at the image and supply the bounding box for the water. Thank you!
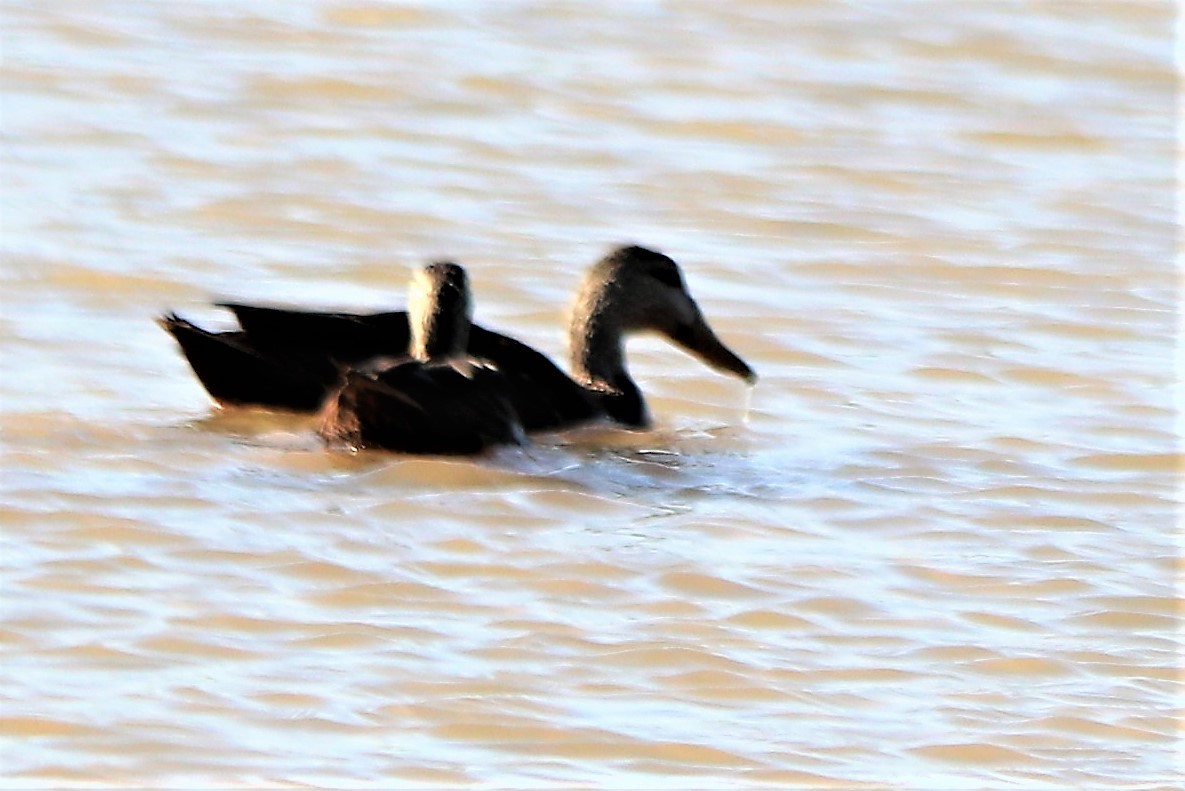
[1,1,1179,786]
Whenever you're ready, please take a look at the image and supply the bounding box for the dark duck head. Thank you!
[567,245,757,427]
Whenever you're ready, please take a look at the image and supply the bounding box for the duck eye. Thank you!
[650,267,683,289]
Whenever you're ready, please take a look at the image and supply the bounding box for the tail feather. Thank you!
[157,311,335,411]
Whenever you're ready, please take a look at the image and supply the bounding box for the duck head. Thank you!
[568,245,757,423]
[408,262,472,361]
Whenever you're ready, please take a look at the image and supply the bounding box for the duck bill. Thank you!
[669,307,757,384]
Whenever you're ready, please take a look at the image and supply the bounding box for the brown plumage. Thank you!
[317,263,525,455]
[159,246,756,437]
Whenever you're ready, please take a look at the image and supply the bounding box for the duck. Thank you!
[317,262,525,454]
[160,245,756,432]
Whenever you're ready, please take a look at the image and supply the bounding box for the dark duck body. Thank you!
[318,263,524,454]
[159,301,592,426]
[159,245,756,432]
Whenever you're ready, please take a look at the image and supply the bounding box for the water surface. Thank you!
[1,1,1179,786]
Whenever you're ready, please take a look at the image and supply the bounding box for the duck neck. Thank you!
[570,311,625,387]
[411,313,468,361]
[569,312,649,427]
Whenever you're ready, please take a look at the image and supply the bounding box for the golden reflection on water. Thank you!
[1,0,1179,787]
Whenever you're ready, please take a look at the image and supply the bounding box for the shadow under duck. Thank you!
[159,245,756,432]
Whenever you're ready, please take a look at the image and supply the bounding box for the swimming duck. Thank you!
[160,245,756,431]
[318,263,524,454]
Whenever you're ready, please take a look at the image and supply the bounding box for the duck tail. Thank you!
[157,311,190,336]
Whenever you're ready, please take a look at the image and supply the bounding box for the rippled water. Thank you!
[2,1,1179,786]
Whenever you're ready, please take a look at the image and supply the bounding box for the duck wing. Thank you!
[217,303,412,362]
[319,360,524,455]
[466,325,601,432]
